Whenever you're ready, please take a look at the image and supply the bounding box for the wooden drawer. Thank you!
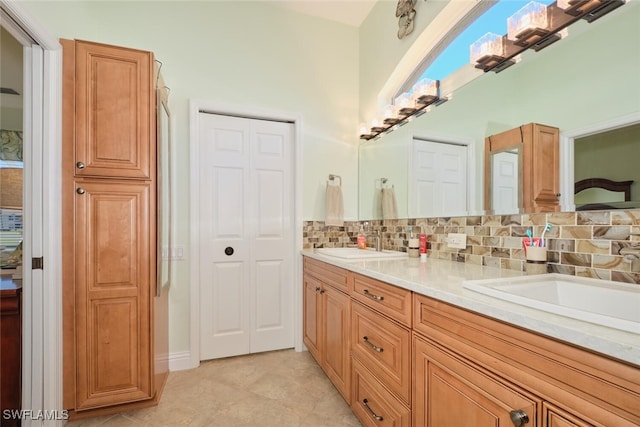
[352,301,411,404]
[303,257,349,292]
[351,357,411,427]
[351,273,412,327]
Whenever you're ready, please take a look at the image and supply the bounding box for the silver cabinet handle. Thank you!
[76,187,85,195]
[509,409,529,426]
[315,287,324,294]
[76,161,85,169]
[363,289,384,301]
[362,399,383,422]
[363,336,383,352]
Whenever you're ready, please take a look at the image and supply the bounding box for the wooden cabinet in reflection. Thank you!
[485,123,560,213]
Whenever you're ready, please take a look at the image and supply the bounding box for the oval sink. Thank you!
[315,247,407,259]
[463,274,640,334]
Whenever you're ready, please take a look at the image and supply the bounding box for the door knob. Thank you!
[76,161,85,169]
[224,247,234,256]
[509,409,529,426]
[76,187,85,195]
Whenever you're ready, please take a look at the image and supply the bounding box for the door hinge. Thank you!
[32,257,44,270]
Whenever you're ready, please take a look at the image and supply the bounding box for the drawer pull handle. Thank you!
[363,289,384,301]
[363,336,383,352]
[362,399,383,422]
[315,287,324,294]
[509,409,529,426]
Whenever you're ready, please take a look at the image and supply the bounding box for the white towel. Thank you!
[325,183,344,226]
[381,187,398,220]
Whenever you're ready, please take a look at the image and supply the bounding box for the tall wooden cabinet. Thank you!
[485,123,560,213]
[61,39,167,417]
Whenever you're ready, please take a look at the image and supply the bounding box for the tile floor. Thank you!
[65,349,362,427]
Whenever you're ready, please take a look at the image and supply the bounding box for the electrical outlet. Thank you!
[447,233,467,249]
[162,245,185,260]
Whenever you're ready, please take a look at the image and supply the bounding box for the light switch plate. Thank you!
[448,233,467,249]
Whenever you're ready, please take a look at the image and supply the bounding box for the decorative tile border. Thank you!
[302,209,640,285]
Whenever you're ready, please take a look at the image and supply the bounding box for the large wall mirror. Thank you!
[358,1,640,220]
[156,69,172,295]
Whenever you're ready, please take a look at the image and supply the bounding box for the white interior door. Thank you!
[410,139,468,217]
[198,112,293,360]
[491,150,519,214]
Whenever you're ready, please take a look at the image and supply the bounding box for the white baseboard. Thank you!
[168,351,199,371]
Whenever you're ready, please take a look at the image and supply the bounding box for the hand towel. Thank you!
[381,187,398,220]
[325,183,344,226]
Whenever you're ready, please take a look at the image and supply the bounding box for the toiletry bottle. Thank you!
[419,232,427,262]
[357,225,367,249]
[408,226,419,258]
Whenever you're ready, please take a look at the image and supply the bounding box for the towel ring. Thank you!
[379,177,393,189]
[329,174,342,186]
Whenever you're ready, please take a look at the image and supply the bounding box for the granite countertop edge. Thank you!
[301,249,640,367]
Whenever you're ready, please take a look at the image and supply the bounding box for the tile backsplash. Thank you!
[302,209,640,284]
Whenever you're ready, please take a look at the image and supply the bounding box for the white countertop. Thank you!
[302,249,640,366]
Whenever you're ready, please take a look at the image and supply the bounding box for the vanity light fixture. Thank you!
[360,79,447,141]
[471,0,626,72]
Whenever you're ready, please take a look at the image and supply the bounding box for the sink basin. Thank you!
[315,247,407,259]
[463,274,640,333]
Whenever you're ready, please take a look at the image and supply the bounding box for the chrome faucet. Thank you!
[619,234,640,272]
[368,230,383,252]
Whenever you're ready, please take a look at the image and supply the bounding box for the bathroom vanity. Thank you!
[302,251,640,427]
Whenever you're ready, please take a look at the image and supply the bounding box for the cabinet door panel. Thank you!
[544,403,594,427]
[323,287,351,403]
[75,180,152,410]
[303,274,322,364]
[75,40,153,178]
[414,336,538,427]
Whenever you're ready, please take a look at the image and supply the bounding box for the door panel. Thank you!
[75,179,151,410]
[492,151,519,214]
[410,139,467,217]
[74,41,152,178]
[199,113,293,360]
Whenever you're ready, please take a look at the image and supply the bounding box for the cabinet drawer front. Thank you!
[303,257,348,292]
[351,358,410,427]
[351,273,411,327]
[352,302,411,404]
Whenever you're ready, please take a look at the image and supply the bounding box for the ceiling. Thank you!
[273,0,378,27]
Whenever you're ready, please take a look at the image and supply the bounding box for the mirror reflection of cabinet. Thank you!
[484,123,560,213]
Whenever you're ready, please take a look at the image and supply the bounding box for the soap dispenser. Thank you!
[357,225,367,249]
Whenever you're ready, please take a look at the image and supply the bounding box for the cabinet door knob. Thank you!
[76,161,85,169]
[509,409,529,426]
[76,187,85,195]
